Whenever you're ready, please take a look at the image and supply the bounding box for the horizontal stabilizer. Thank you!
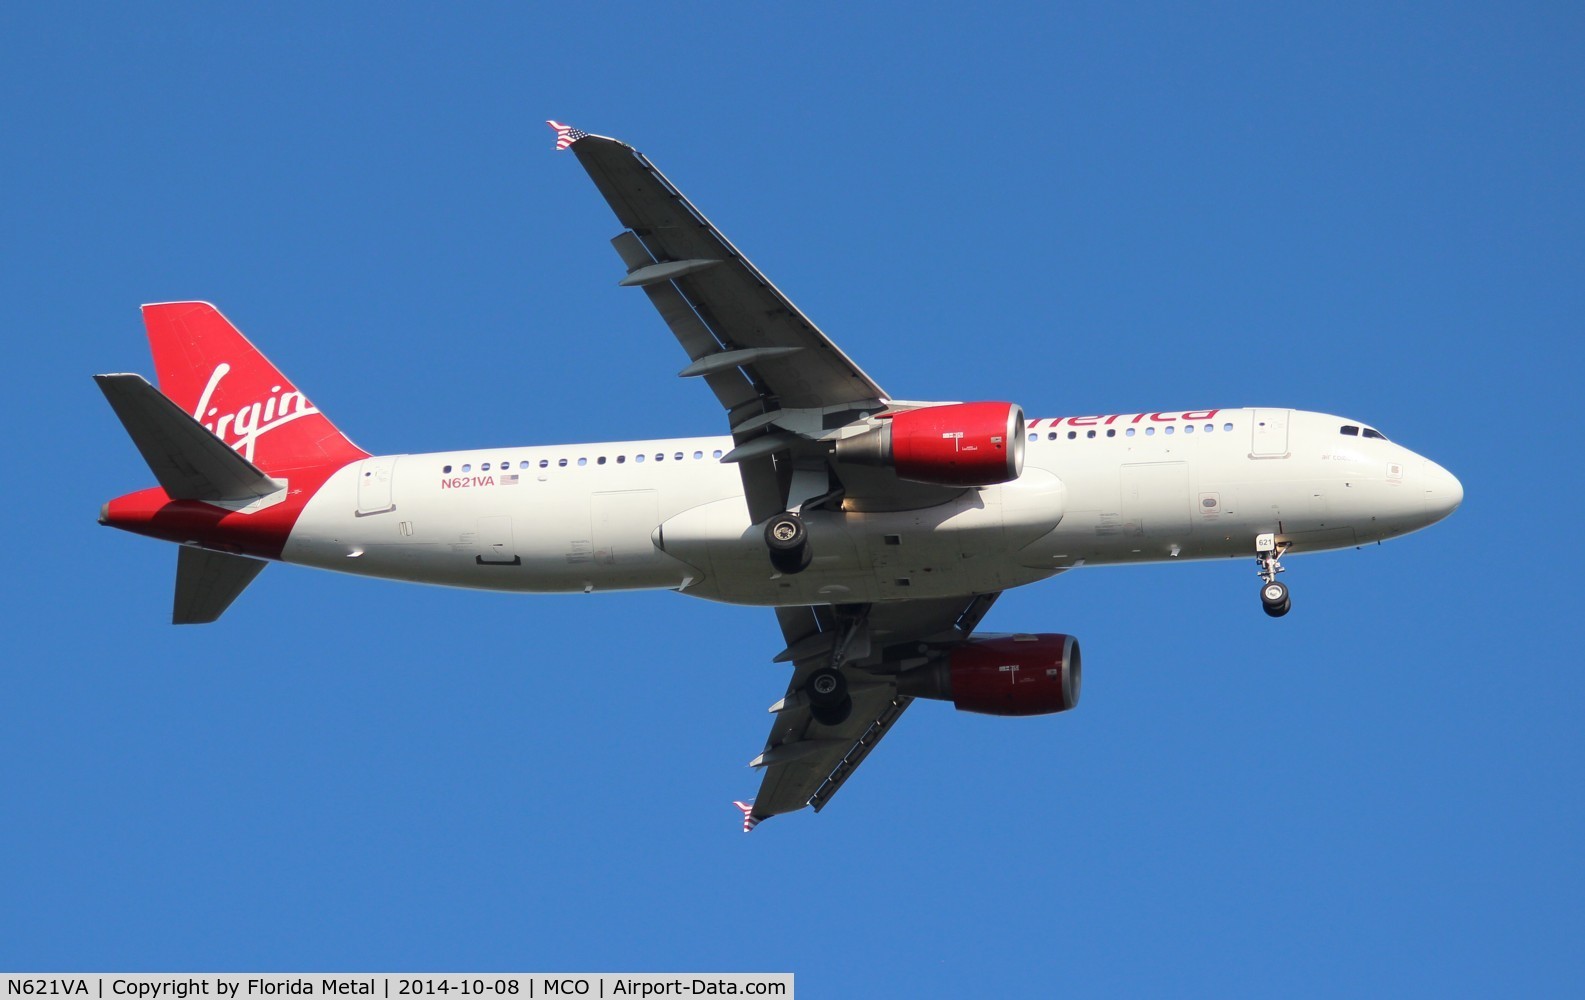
[174,546,267,625]
[95,374,283,502]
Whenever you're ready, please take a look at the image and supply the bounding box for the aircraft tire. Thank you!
[769,543,813,574]
[766,511,812,574]
[807,668,851,724]
[811,696,853,727]
[808,667,848,705]
[765,512,808,552]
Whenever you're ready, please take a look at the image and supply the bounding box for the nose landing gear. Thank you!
[1256,532,1292,617]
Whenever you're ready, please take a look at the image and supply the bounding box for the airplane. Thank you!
[95,122,1463,830]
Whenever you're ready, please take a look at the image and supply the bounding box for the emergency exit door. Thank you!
[1250,409,1291,458]
[355,456,398,515]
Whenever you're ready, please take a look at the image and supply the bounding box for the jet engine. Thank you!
[896,633,1081,716]
[835,402,1026,487]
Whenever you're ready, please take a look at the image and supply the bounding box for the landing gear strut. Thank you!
[765,511,812,574]
[1256,532,1292,618]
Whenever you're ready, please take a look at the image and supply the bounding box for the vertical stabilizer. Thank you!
[141,302,367,472]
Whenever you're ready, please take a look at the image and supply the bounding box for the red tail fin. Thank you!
[142,302,367,472]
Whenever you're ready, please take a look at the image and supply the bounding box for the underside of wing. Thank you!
[566,132,889,413]
[743,594,1001,825]
[556,126,977,521]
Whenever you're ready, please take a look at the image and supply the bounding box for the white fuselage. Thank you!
[282,407,1462,607]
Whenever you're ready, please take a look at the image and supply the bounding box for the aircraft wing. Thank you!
[743,593,1000,827]
[562,130,889,412]
[556,124,908,521]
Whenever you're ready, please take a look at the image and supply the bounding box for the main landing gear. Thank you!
[803,609,869,727]
[806,667,850,727]
[765,510,812,574]
[1255,532,1292,618]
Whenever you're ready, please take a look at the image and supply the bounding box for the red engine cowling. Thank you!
[835,401,1026,487]
[896,634,1081,716]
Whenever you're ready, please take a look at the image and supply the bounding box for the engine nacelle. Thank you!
[835,402,1026,487]
[896,633,1081,716]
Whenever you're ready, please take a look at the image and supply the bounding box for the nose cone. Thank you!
[1420,459,1463,524]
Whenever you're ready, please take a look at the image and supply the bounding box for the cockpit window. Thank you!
[1340,425,1360,436]
[1363,428,1387,440]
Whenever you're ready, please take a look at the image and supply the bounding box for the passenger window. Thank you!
[1067,431,1077,440]
[1145,427,1155,436]
[597,456,607,465]
[1204,423,1214,433]
[558,458,568,467]
[1086,430,1096,439]
[694,451,703,459]
[712,449,723,458]
[635,454,645,463]
[482,463,491,471]
[1341,425,1360,436]
[539,459,549,468]
[1048,432,1059,440]
[1222,422,1233,432]
[1164,426,1175,435]
[1125,428,1135,437]
[617,455,626,464]
[520,461,530,470]
[655,453,665,462]
[577,457,587,466]
[1106,429,1116,437]
[1183,425,1194,434]
[443,465,452,474]
[1028,432,1038,442]
[462,463,472,472]
[675,452,684,461]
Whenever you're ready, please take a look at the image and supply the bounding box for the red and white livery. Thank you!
[97,126,1462,828]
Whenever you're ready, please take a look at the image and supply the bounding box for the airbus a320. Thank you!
[96,123,1462,829]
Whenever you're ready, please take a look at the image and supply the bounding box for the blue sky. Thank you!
[3,2,1581,994]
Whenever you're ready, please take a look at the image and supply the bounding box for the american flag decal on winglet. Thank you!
[733,800,760,833]
[546,120,587,150]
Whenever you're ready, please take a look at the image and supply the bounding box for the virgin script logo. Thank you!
[192,363,320,462]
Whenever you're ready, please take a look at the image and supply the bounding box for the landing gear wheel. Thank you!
[806,668,852,726]
[769,544,813,574]
[1261,581,1291,618]
[765,511,812,574]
